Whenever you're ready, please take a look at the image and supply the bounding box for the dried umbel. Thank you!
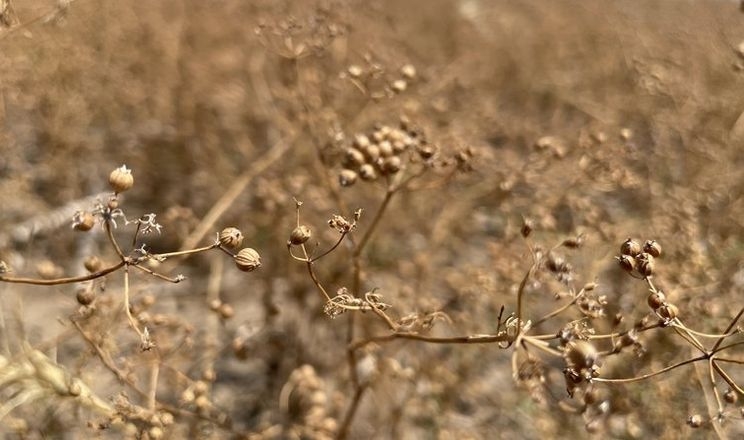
[219,227,244,249]
[289,225,312,245]
[235,248,261,272]
[72,211,95,231]
[109,165,134,193]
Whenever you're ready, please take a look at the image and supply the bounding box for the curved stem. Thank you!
[0,261,125,285]
[594,354,707,384]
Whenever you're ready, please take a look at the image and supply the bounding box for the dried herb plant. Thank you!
[0,165,260,437]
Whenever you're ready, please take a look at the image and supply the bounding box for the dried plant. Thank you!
[1,0,744,439]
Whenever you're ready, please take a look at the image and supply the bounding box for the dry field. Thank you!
[1,0,744,439]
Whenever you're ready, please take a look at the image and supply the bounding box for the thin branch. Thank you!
[0,261,125,285]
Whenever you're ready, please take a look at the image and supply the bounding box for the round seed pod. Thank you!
[378,140,394,157]
[724,389,738,405]
[617,255,636,273]
[84,255,102,273]
[218,303,234,319]
[339,169,358,187]
[371,130,385,143]
[656,303,678,321]
[417,144,436,159]
[643,240,662,258]
[637,253,656,277]
[687,414,703,428]
[359,163,377,181]
[381,156,402,174]
[647,291,666,310]
[76,287,96,306]
[234,248,261,272]
[219,227,244,249]
[391,79,407,93]
[289,225,312,245]
[109,165,134,193]
[353,134,371,149]
[107,195,119,210]
[73,211,95,232]
[362,144,381,162]
[565,340,599,370]
[347,65,363,78]
[209,299,222,311]
[401,64,416,79]
[232,337,248,360]
[344,148,366,167]
[620,238,641,256]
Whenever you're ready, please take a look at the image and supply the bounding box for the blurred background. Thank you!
[1,0,744,438]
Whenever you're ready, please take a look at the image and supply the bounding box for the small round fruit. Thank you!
[235,248,261,272]
[109,165,134,193]
[219,227,244,249]
[289,225,312,245]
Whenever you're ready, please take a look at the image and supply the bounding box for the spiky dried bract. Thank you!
[219,227,244,249]
[234,248,261,272]
[108,165,134,193]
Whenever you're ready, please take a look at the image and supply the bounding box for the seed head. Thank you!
[219,227,244,249]
[289,225,312,245]
[234,248,261,272]
[109,165,134,193]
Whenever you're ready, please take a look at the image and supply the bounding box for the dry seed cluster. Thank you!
[338,119,431,187]
[616,238,662,278]
[282,365,337,440]
[616,239,678,321]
